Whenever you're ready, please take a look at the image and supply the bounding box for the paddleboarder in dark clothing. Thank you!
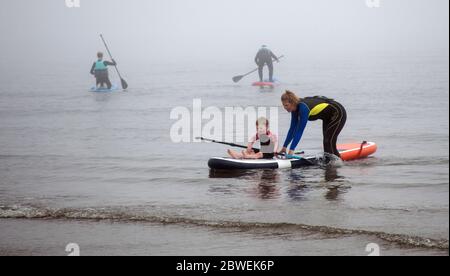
[90,52,116,89]
[255,45,279,83]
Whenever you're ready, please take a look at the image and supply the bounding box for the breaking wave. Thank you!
[0,204,447,250]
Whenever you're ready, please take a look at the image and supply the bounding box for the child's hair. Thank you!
[256,117,269,127]
[281,90,300,105]
[97,52,104,58]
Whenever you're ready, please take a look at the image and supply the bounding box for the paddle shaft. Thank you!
[100,35,126,84]
[197,137,260,153]
[197,137,304,156]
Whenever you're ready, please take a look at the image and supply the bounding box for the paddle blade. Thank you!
[232,75,243,83]
[121,78,128,90]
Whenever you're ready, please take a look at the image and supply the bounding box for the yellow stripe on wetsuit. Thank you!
[309,103,329,116]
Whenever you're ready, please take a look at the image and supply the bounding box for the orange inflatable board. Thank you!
[338,142,377,161]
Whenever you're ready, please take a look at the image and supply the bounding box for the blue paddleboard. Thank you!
[90,84,119,93]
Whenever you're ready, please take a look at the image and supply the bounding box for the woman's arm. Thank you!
[247,135,257,153]
[289,103,309,151]
[283,111,298,149]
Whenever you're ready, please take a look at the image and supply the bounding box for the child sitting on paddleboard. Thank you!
[228,117,278,159]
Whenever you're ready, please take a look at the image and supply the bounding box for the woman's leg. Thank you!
[323,119,333,155]
[330,106,346,156]
[323,103,347,157]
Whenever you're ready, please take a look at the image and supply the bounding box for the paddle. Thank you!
[100,34,128,90]
[196,137,260,153]
[232,55,284,83]
[196,137,304,156]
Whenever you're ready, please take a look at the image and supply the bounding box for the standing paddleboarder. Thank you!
[90,52,117,89]
[255,45,279,83]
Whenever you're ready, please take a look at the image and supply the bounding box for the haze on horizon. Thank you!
[0,0,448,66]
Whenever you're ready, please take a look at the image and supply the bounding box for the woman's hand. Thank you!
[278,147,287,155]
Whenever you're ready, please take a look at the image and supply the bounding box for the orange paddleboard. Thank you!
[338,142,377,161]
[252,81,275,87]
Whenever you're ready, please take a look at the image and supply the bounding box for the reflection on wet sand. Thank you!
[208,165,350,201]
[250,170,282,200]
[323,165,349,201]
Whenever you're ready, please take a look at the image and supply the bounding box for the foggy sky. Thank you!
[0,0,448,65]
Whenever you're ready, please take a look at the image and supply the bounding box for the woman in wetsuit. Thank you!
[279,90,347,159]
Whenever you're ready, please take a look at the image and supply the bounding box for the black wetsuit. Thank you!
[255,48,278,82]
[283,96,347,158]
[90,60,116,89]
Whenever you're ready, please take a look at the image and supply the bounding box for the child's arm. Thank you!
[272,134,279,154]
[247,135,257,153]
[246,143,255,153]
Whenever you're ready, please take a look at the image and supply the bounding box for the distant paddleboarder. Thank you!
[90,52,117,89]
[255,45,279,83]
